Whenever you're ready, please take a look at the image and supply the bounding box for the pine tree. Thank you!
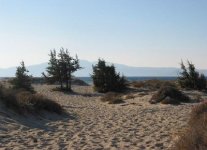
[188,61,199,89]
[178,60,206,90]
[42,50,63,88]
[11,61,33,92]
[43,48,81,91]
[92,59,127,93]
[58,48,81,91]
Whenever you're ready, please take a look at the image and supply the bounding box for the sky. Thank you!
[0,0,207,68]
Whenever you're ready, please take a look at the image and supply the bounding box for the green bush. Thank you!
[10,61,34,92]
[91,59,127,93]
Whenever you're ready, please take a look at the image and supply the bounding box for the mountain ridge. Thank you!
[0,60,206,77]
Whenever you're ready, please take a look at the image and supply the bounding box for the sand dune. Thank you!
[0,85,205,150]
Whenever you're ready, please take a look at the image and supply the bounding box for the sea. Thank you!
[77,76,178,85]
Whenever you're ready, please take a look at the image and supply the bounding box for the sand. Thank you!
[0,84,205,150]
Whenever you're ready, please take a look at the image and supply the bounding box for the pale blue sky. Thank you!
[0,0,207,68]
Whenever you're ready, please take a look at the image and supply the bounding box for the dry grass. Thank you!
[101,92,124,104]
[0,85,63,114]
[125,94,136,100]
[150,86,190,104]
[172,101,207,150]
[131,80,177,91]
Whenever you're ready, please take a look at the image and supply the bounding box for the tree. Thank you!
[91,59,127,93]
[42,50,63,88]
[43,48,81,91]
[58,48,81,91]
[11,61,33,92]
[178,60,206,90]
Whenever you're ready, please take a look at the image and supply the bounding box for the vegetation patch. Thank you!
[149,86,190,104]
[43,48,81,91]
[92,59,127,93]
[0,85,63,114]
[178,60,206,90]
[172,102,207,150]
[10,61,34,92]
[101,92,124,104]
[131,80,176,91]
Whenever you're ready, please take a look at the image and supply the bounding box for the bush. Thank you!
[10,61,34,92]
[101,92,124,104]
[178,60,206,90]
[0,86,63,114]
[172,102,207,150]
[92,59,127,93]
[149,86,190,104]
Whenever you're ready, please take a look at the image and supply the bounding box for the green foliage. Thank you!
[91,59,127,93]
[178,60,206,90]
[42,50,61,84]
[43,48,81,91]
[11,61,33,92]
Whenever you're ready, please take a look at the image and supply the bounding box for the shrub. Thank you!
[0,86,63,114]
[178,60,206,90]
[149,86,190,104]
[92,59,127,93]
[172,102,207,150]
[10,61,34,92]
[101,92,124,104]
[16,91,63,114]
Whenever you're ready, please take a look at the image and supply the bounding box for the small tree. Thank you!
[43,48,81,91]
[178,60,206,90]
[11,61,33,92]
[42,50,63,88]
[91,59,127,93]
[58,48,81,91]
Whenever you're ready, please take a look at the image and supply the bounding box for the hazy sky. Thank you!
[0,0,207,68]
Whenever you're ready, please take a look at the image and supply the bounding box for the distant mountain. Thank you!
[0,60,207,77]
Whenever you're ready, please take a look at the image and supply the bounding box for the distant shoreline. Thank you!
[2,76,206,85]
[77,76,179,85]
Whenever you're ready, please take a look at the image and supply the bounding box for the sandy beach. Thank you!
[0,84,206,150]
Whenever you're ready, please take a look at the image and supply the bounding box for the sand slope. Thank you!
[0,85,201,150]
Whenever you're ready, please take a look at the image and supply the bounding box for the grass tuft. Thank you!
[149,86,190,104]
[172,101,207,150]
[0,85,63,114]
[101,92,124,104]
